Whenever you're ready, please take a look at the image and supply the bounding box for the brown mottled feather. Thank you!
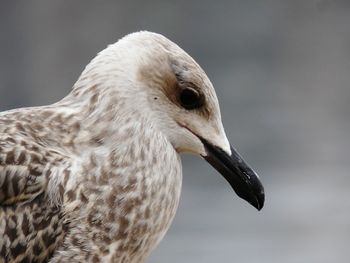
[0,110,71,263]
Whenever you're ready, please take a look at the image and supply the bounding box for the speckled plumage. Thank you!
[0,31,240,262]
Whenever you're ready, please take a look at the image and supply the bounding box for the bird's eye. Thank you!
[179,88,203,110]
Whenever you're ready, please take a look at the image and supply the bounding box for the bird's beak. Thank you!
[200,138,265,210]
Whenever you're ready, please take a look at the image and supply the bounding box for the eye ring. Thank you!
[179,88,204,110]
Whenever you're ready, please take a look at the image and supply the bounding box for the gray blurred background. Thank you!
[1,1,350,262]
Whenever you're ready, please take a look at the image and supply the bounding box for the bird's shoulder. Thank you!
[0,107,74,262]
[0,108,71,206]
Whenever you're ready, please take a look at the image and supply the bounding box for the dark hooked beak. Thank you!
[201,138,265,210]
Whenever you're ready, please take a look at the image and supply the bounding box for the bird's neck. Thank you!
[55,99,183,262]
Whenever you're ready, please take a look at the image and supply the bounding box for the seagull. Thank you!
[0,31,264,263]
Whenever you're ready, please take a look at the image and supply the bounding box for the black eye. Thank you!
[179,88,203,110]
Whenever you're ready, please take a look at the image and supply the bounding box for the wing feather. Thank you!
[0,142,48,206]
[0,110,71,262]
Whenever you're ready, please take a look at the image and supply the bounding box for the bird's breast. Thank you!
[114,146,183,262]
[61,133,183,262]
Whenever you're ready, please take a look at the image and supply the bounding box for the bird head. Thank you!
[77,31,264,210]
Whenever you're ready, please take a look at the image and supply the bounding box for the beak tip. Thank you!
[238,183,264,211]
[235,175,265,211]
[252,190,265,211]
